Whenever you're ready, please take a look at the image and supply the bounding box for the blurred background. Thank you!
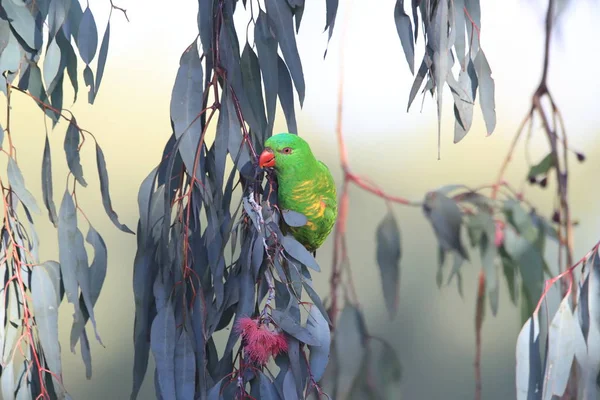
[3,0,600,398]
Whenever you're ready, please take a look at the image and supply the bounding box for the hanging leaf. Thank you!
[241,43,267,139]
[174,329,195,400]
[407,53,429,111]
[541,296,585,399]
[41,134,58,226]
[56,30,79,102]
[254,11,279,138]
[94,21,110,97]
[394,0,415,74]
[70,225,108,350]
[474,48,496,135]
[448,69,474,143]
[582,252,600,396]
[57,190,83,320]
[465,0,481,55]
[335,305,366,398]
[169,40,203,178]
[282,210,307,227]
[31,263,62,390]
[375,210,401,318]
[423,191,469,260]
[503,228,544,315]
[83,64,95,103]
[271,309,320,346]
[7,157,40,214]
[324,0,339,46]
[95,143,134,233]
[454,0,467,68]
[277,55,298,134]
[265,0,305,105]
[48,0,70,40]
[282,369,299,400]
[259,372,279,400]
[527,153,554,179]
[280,235,320,272]
[150,301,177,399]
[64,118,87,187]
[77,6,98,64]
[0,30,21,74]
[80,330,93,379]
[43,38,62,95]
[306,304,331,382]
[2,0,42,51]
[515,313,543,400]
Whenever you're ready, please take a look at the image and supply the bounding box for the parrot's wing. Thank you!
[317,161,338,221]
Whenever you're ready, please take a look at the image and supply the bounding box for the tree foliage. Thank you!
[0,0,593,399]
[0,0,130,399]
[130,0,498,399]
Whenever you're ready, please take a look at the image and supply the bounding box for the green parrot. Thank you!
[259,133,338,253]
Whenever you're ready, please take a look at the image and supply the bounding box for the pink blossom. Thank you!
[237,317,288,365]
[494,221,505,248]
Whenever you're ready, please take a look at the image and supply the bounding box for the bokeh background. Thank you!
[3,0,600,398]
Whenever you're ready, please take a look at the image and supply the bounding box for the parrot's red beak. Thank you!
[259,149,275,168]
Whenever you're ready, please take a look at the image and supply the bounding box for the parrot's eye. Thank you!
[281,147,292,154]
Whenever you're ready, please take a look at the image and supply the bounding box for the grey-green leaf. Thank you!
[241,43,267,139]
[174,329,195,400]
[271,309,320,346]
[94,21,110,97]
[376,210,401,318]
[515,314,543,400]
[378,341,402,387]
[48,0,70,40]
[41,134,58,226]
[335,305,366,398]
[43,38,62,95]
[451,67,475,143]
[454,0,466,68]
[7,157,40,214]
[503,228,544,315]
[277,56,297,134]
[423,191,469,260]
[282,210,307,227]
[77,6,98,64]
[542,297,584,399]
[31,264,62,376]
[70,224,108,350]
[0,30,21,73]
[306,304,331,381]
[58,190,82,319]
[95,144,133,233]
[254,11,278,138]
[150,302,177,399]
[407,53,429,111]
[527,153,554,179]
[83,64,95,104]
[474,48,496,135]
[281,235,320,272]
[64,119,87,187]
[430,0,449,158]
[394,0,414,75]
[2,0,42,51]
[169,40,203,178]
[265,0,305,105]
[56,30,79,103]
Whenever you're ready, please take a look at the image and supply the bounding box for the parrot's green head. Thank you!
[259,133,317,175]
